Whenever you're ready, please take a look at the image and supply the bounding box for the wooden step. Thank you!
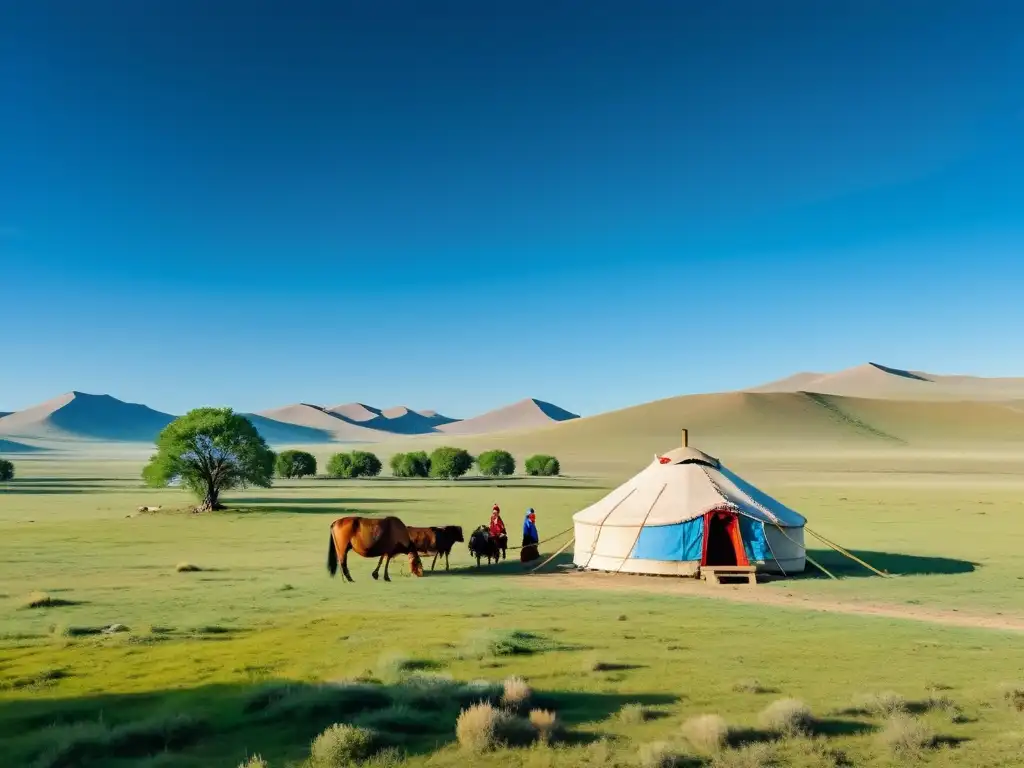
[700,565,757,585]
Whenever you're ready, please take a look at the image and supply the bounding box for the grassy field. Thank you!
[3,448,1024,767]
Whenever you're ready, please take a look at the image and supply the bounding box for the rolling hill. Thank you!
[0,438,43,453]
[437,398,579,435]
[748,362,1024,401]
[0,392,175,443]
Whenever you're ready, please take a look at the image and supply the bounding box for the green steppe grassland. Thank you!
[3,391,1024,768]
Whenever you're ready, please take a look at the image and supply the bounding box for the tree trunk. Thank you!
[196,486,224,512]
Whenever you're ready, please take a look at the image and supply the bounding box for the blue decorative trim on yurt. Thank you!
[630,518,704,561]
[738,515,770,563]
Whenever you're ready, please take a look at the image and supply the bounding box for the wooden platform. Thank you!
[699,565,757,585]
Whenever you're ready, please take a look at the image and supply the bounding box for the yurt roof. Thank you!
[573,445,806,529]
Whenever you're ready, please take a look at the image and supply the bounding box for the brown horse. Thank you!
[407,525,465,571]
[327,516,424,582]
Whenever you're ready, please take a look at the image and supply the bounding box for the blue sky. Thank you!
[1,1,1022,417]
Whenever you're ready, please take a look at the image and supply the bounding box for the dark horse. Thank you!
[468,525,503,567]
[327,515,424,582]
[407,525,465,571]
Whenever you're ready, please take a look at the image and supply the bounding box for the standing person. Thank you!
[520,508,540,563]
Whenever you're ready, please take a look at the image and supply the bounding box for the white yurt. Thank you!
[572,430,806,576]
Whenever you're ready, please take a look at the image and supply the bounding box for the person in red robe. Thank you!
[489,504,506,538]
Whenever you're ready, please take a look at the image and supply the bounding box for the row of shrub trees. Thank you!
[273,447,561,480]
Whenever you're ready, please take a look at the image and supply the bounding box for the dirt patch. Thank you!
[515,570,1024,633]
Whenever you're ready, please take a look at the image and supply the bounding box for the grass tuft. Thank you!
[175,562,203,573]
[711,742,778,768]
[851,690,907,717]
[617,702,651,725]
[502,676,532,712]
[19,592,79,610]
[682,714,730,753]
[1001,683,1024,712]
[456,702,505,752]
[355,704,442,735]
[237,755,268,768]
[638,740,682,768]
[732,679,770,694]
[758,698,814,737]
[878,714,936,758]
[528,709,561,744]
[309,723,376,766]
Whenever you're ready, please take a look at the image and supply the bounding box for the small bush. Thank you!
[733,679,769,694]
[309,723,376,766]
[389,451,431,478]
[477,450,516,477]
[20,592,78,610]
[326,452,356,478]
[456,702,504,752]
[502,676,532,712]
[852,690,906,716]
[0,458,13,482]
[175,562,202,573]
[429,447,474,480]
[376,652,414,683]
[758,698,813,737]
[525,454,560,476]
[683,714,730,753]
[711,743,778,768]
[618,702,650,725]
[638,741,681,768]
[878,714,935,758]
[528,709,561,744]
[1001,683,1024,712]
[275,450,317,479]
[238,755,268,768]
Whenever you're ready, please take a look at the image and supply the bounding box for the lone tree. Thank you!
[477,449,516,477]
[275,450,317,479]
[350,450,382,478]
[389,451,431,478]
[0,458,13,482]
[142,408,275,511]
[525,454,561,477]
[429,446,474,480]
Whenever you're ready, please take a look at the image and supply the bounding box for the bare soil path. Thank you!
[516,569,1024,633]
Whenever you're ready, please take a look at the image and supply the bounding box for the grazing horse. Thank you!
[327,516,424,582]
[468,525,502,567]
[407,525,465,571]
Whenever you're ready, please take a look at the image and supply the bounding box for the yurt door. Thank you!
[701,510,749,567]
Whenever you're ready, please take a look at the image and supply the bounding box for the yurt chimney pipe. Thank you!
[681,428,689,448]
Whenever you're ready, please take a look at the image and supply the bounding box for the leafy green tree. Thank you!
[142,408,274,511]
[429,446,474,480]
[350,450,382,478]
[525,454,561,477]
[0,458,13,482]
[275,449,317,479]
[476,449,516,477]
[389,451,431,478]
[327,452,356,478]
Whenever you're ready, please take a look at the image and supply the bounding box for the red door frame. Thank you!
[700,509,749,566]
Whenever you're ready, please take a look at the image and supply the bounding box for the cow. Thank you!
[407,525,465,571]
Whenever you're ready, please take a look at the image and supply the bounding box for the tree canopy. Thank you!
[327,451,382,478]
[142,408,275,511]
[428,446,474,480]
[525,454,561,477]
[0,458,13,482]
[275,450,317,479]
[389,451,431,478]
[476,449,516,477]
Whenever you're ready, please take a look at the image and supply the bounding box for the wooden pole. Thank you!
[805,527,890,578]
[681,428,689,447]
[529,537,575,574]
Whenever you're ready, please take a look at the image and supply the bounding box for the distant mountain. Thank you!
[255,403,383,441]
[0,412,10,419]
[437,398,579,435]
[0,392,175,442]
[326,402,382,422]
[0,438,43,453]
[747,363,1024,401]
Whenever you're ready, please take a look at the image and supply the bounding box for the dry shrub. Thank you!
[175,563,202,573]
[638,741,681,768]
[309,723,376,766]
[852,691,906,717]
[682,714,730,753]
[878,714,935,758]
[529,709,561,744]
[618,702,650,725]
[711,743,778,768]
[1001,683,1024,712]
[238,756,268,768]
[733,679,769,694]
[456,702,505,752]
[502,676,532,712]
[758,698,814,736]
[20,592,78,610]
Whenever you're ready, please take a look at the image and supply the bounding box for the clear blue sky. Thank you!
[2,1,1022,417]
